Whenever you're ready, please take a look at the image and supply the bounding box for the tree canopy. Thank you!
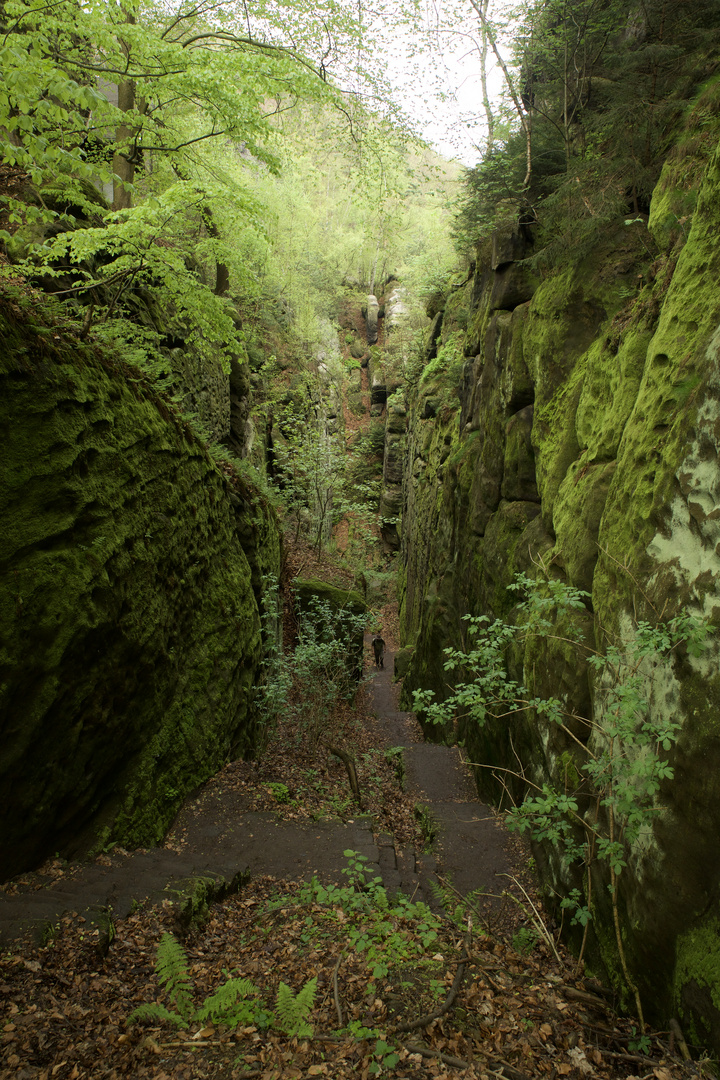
[1,0,462,372]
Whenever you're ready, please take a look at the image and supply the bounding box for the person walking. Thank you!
[372,632,385,669]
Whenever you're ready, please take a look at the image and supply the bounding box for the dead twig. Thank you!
[323,741,364,809]
[434,871,490,930]
[392,920,471,1033]
[499,874,562,964]
[404,1043,470,1069]
[332,951,344,1027]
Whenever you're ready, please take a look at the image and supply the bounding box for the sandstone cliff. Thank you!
[0,289,281,879]
[398,85,720,1049]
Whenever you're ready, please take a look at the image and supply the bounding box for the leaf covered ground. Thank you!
[1,523,714,1080]
[1,858,712,1080]
[1,692,714,1080]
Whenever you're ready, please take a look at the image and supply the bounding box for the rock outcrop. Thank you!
[398,116,720,1048]
[0,291,281,879]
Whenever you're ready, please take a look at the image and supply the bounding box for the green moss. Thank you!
[675,920,720,1044]
[648,74,720,252]
[440,279,473,339]
[532,362,584,532]
[575,330,652,461]
[0,291,281,878]
[293,579,366,617]
[553,459,616,591]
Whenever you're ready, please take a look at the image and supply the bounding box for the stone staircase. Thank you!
[0,645,512,945]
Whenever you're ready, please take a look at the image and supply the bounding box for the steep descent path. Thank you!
[366,633,514,910]
[0,638,518,945]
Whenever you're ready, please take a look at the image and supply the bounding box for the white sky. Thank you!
[374,3,511,167]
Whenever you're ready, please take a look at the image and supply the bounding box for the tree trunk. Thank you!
[479,0,495,155]
[202,207,230,296]
[468,0,532,187]
[112,79,136,211]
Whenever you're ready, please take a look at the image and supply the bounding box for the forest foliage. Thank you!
[450,0,720,255]
[0,0,460,396]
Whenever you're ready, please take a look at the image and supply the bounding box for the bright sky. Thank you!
[378,9,508,168]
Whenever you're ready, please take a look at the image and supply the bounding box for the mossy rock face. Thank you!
[588,143,720,1045]
[0,296,281,880]
[169,343,230,443]
[500,303,534,412]
[479,501,544,615]
[347,391,366,416]
[552,459,616,592]
[292,579,367,675]
[501,405,539,503]
[489,262,537,312]
[386,400,407,435]
[575,331,651,461]
[532,364,583,534]
[393,646,414,680]
[397,133,720,1052]
[379,483,403,526]
[383,432,405,485]
[173,870,250,932]
[399,582,458,738]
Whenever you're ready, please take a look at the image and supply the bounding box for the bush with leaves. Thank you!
[266,850,443,994]
[272,396,347,554]
[413,571,711,1026]
[258,584,369,752]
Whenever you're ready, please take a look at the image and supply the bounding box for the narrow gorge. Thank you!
[4,0,720,1069]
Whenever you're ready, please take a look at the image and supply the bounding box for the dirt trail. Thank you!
[367,637,513,906]
[0,641,515,945]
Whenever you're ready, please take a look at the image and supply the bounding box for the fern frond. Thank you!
[196,977,259,1027]
[429,880,446,905]
[126,1002,186,1028]
[274,977,317,1037]
[155,932,193,1021]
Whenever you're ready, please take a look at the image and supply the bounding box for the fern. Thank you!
[127,935,266,1032]
[155,932,193,1021]
[196,976,261,1028]
[274,977,317,1037]
[126,1002,186,1028]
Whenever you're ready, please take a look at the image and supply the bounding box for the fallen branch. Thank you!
[332,952,344,1027]
[601,1049,658,1065]
[472,960,504,993]
[392,923,471,1033]
[669,1017,691,1061]
[323,741,364,809]
[404,1044,531,1080]
[559,985,610,1010]
[404,1043,470,1069]
[159,1040,226,1048]
[488,1055,533,1080]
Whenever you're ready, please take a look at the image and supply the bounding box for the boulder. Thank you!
[293,579,367,679]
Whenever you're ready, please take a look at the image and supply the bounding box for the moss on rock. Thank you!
[0,292,281,879]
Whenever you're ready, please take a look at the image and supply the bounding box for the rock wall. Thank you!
[0,291,281,880]
[398,120,720,1047]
